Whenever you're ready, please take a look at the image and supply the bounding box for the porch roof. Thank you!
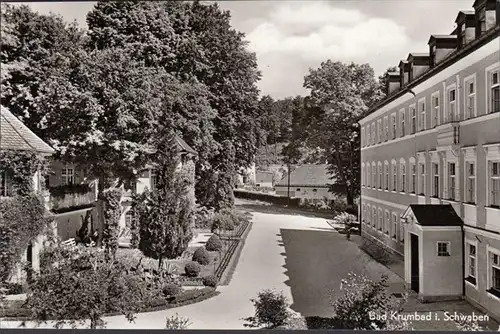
[404,204,463,227]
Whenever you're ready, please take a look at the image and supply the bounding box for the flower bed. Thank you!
[0,287,219,321]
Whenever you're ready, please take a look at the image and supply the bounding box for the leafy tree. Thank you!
[330,272,409,330]
[244,289,291,328]
[303,61,383,206]
[25,245,144,329]
[136,130,194,269]
[378,66,399,97]
[86,1,261,210]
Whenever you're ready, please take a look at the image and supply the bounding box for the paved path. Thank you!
[1,204,337,329]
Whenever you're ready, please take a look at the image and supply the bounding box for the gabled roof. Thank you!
[275,164,334,187]
[175,135,197,155]
[403,204,463,227]
[0,106,55,155]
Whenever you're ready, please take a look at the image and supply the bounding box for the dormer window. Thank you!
[460,24,466,47]
[479,7,486,34]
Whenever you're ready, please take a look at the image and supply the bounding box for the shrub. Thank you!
[202,275,219,288]
[165,314,191,329]
[360,238,392,265]
[184,261,201,277]
[329,200,348,214]
[192,247,210,265]
[205,235,223,252]
[172,287,214,304]
[162,284,182,297]
[194,206,215,229]
[330,272,409,330]
[211,212,234,233]
[331,212,357,226]
[243,289,291,328]
[5,282,24,295]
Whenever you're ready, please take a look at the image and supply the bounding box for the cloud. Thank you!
[245,1,415,98]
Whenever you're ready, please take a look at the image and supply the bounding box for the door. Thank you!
[26,243,33,282]
[410,233,419,293]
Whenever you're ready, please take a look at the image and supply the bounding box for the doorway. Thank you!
[410,233,419,293]
[26,243,33,282]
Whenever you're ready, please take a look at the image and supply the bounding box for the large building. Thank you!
[359,0,499,320]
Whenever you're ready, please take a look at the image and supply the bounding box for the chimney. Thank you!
[398,60,410,87]
[386,71,401,95]
[455,11,476,48]
[473,0,497,37]
[428,35,458,66]
[407,53,430,81]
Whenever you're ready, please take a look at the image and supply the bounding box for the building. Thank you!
[0,106,56,281]
[118,135,197,246]
[275,164,336,202]
[359,0,499,320]
[255,170,274,188]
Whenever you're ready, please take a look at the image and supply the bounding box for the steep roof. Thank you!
[275,164,334,187]
[0,106,55,155]
[404,204,463,227]
[175,135,197,155]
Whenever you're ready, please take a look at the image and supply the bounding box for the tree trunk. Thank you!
[158,256,163,270]
[96,174,106,248]
[90,317,97,329]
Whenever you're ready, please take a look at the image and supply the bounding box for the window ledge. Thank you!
[399,191,406,195]
[384,189,389,192]
[378,188,383,191]
[391,190,397,193]
[417,194,425,198]
[443,199,458,204]
[392,236,397,241]
[409,193,417,197]
[464,203,477,208]
[485,206,500,212]
[465,276,477,289]
[486,289,500,301]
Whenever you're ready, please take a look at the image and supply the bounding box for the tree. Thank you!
[330,272,409,330]
[302,61,383,206]
[378,66,399,97]
[25,246,144,329]
[136,129,194,269]
[244,289,291,329]
[86,1,261,210]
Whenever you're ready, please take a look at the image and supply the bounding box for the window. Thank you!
[150,170,158,191]
[432,94,440,127]
[384,163,389,190]
[0,170,13,197]
[419,99,426,131]
[400,161,406,192]
[437,242,450,257]
[448,88,457,122]
[296,188,301,192]
[125,211,133,228]
[378,209,383,231]
[373,207,377,227]
[460,24,466,47]
[392,213,397,239]
[391,113,396,139]
[464,77,476,119]
[367,124,371,145]
[313,189,317,193]
[432,162,440,198]
[61,168,74,185]
[479,7,486,34]
[392,162,397,191]
[384,116,389,141]
[367,165,371,187]
[466,243,477,285]
[448,162,456,201]
[372,163,376,188]
[410,105,416,134]
[361,164,365,186]
[419,162,425,195]
[385,211,390,234]
[372,123,376,144]
[488,249,500,297]
[377,119,382,143]
[489,69,500,114]
[410,162,416,194]
[362,205,366,222]
[490,161,500,207]
[400,109,406,137]
[466,162,476,204]
[378,163,382,189]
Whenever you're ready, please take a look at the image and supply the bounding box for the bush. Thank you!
[330,200,348,214]
[5,282,24,295]
[162,284,182,297]
[165,314,191,329]
[205,235,223,252]
[172,287,214,304]
[184,261,201,277]
[244,289,291,328]
[211,211,234,233]
[194,206,215,229]
[331,212,357,226]
[202,275,219,288]
[192,247,210,265]
[360,238,392,265]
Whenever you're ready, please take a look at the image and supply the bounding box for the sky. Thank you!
[15,0,473,99]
